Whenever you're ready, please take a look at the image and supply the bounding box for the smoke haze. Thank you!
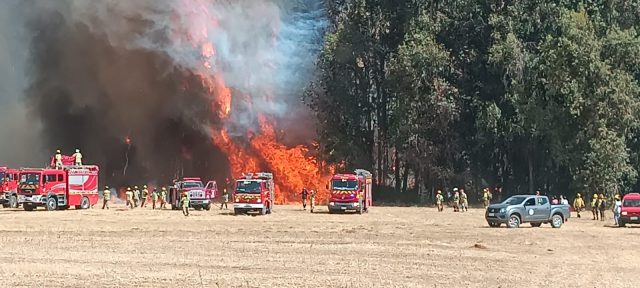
[0,0,326,185]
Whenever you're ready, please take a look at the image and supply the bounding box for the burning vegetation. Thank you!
[14,0,332,203]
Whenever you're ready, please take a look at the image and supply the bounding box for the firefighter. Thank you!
[102,186,111,210]
[151,188,159,209]
[435,190,444,212]
[573,193,585,218]
[452,188,460,212]
[55,149,63,169]
[72,149,82,166]
[613,194,622,226]
[301,188,308,210]
[598,193,607,221]
[125,187,134,209]
[160,187,167,209]
[133,185,140,207]
[181,191,190,216]
[482,188,491,208]
[310,189,316,213]
[459,189,468,212]
[591,193,599,220]
[220,188,229,210]
[140,185,149,208]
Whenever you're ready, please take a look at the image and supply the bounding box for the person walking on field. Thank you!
[598,193,607,221]
[125,187,134,209]
[459,189,468,212]
[301,188,309,210]
[482,188,491,208]
[151,188,159,209]
[102,186,111,209]
[181,191,190,216]
[160,187,167,209]
[452,188,460,212]
[220,188,229,210]
[310,189,316,213]
[613,195,622,226]
[436,190,444,212]
[140,185,149,208]
[573,193,585,218]
[133,186,140,207]
[591,194,599,220]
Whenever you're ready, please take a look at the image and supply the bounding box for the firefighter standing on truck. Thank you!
[309,189,316,213]
[125,187,134,209]
[133,185,140,207]
[151,188,159,209]
[301,188,308,210]
[140,185,149,208]
[181,191,190,216]
[72,149,82,166]
[102,186,110,210]
[160,187,167,209]
[55,150,63,169]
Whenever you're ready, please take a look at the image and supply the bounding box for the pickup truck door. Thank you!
[522,197,538,222]
[534,196,551,221]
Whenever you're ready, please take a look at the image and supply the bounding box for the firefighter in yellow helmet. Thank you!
[309,189,317,213]
[591,193,599,220]
[55,149,63,169]
[133,185,140,207]
[125,187,134,209]
[573,193,585,218]
[482,188,490,208]
[181,190,190,216]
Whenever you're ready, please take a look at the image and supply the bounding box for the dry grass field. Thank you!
[0,203,638,288]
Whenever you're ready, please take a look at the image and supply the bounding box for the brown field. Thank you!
[0,203,638,288]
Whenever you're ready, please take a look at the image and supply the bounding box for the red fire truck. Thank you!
[168,177,217,211]
[17,165,100,211]
[0,167,19,208]
[233,172,274,215]
[327,169,372,214]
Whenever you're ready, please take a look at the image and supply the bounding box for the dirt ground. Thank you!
[0,203,637,288]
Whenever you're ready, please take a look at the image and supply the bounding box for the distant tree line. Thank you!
[305,0,640,202]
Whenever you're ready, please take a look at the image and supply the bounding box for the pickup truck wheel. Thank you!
[507,215,521,228]
[194,206,202,211]
[550,214,563,228]
[530,222,542,227]
[618,221,626,228]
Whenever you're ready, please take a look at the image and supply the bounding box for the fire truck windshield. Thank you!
[332,179,358,190]
[20,173,41,185]
[181,181,203,189]
[236,181,261,194]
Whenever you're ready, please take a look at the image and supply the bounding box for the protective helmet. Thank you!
[143,185,147,189]
[593,194,598,199]
[127,187,131,191]
[576,193,581,197]
[437,190,442,194]
[615,195,621,200]
[56,149,61,153]
[162,187,167,191]
[75,149,80,153]
[105,186,109,189]
[453,188,458,192]
[134,186,138,189]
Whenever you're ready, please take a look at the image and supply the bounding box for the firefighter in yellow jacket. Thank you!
[591,193,599,220]
[436,190,444,212]
[140,185,149,208]
[181,191,190,216]
[102,186,111,210]
[151,188,159,210]
[55,149,63,169]
[573,193,585,218]
[133,186,140,207]
[482,188,491,208]
[160,187,167,209]
[309,189,317,213]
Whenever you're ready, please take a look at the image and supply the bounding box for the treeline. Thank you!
[305,0,640,201]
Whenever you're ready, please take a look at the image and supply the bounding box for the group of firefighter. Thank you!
[100,185,168,210]
[571,193,623,225]
[433,187,493,212]
[54,149,83,168]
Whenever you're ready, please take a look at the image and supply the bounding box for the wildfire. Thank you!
[178,0,334,203]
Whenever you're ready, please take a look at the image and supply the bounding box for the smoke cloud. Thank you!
[0,0,327,186]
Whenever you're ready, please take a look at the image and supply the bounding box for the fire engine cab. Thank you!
[327,169,372,214]
[168,177,217,211]
[234,172,274,215]
[0,167,19,208]
[17,165,100,211]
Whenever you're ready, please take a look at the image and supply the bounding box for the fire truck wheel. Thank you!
[194,206,202,211]
[23,203,35,211]
[80,197,90,209]
[46,197,58,211]
[9,195,18,208]
[204,204,211,211]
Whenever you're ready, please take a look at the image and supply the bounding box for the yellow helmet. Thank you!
[593,194,598,199]
[143,185,147,189]
[576,193,581,197]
